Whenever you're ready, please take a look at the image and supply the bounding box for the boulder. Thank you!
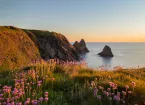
[73,39,89,54]
[98,45,113,57]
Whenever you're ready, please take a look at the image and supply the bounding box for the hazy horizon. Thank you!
[1,0,145,42]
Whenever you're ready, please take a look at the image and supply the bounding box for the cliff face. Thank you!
[23,29,80,61]
[73,39,89,54]
[0,26,80,70]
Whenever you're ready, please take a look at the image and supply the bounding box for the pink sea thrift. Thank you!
[94,88,98,96]
[32,100,38,105]
[131,82,136,87]
[16,102,22,105]
[107,88,111,92]
[106,92,109,96]
[11,102,15,105]
[52,77,55,81]
[97,95,101,100]
[45,92,48,95]
[91,81,95,87]
[24,101,30,105]
[113,95,120,101]
[128,91,132,94]
[44,97,49,101]
[39,97,43,102]
[125,85,129,89]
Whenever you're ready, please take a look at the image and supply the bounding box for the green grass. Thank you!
[0,61,145,105]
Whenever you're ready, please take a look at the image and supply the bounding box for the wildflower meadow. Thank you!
[0,59,145,105]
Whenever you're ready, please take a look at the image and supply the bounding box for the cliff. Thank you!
[0,26,80,70]
[23,29,80,61]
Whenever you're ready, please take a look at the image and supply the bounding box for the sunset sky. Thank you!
[1,0,145,42]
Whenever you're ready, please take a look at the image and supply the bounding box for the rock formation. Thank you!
[73,39,89,54]
[24,29,80,61]
[0,26,80,70]
[98,45,113,57]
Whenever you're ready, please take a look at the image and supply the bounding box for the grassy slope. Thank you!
[0,26,40,70]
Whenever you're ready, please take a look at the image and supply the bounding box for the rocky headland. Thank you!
[0,26,81,70]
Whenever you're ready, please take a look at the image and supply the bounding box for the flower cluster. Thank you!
[0,69,50,105]
[89,80,135,104]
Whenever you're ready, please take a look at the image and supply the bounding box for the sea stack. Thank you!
[73,39,89,54]
[98,45,113,57]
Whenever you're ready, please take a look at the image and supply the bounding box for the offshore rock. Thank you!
[98,45,113,57]
[73,39,89,54]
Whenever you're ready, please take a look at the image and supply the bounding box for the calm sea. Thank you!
[79,43,145,69]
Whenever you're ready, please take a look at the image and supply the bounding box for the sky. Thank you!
[0,0,145,42]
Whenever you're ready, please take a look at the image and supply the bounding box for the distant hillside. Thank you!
[0,26,80,70]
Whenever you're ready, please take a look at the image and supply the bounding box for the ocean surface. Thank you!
[79,43,145,70]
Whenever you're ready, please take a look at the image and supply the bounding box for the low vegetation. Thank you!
[0,26,40,70]
[0,60,145,105]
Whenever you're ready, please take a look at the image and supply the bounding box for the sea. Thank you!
[78,43,145,70]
